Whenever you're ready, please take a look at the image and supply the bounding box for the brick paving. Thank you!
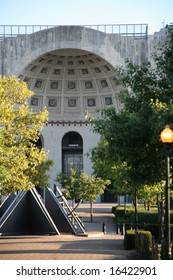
[0,204,139,260]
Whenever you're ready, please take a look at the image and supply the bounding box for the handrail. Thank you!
[55,186,86,234]
[0,24,148,40]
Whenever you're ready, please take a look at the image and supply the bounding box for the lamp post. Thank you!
[160,125,173,259]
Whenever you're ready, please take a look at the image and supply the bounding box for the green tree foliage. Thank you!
[32,159,54,188]
[89,25,173,203]
[76,172,110,221]
[91,139,132,197]
[56,168,110,221]
[56,168,81,201]
[0,76,49,194]
[0,130,8,183]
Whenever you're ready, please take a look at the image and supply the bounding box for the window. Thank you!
[62,132,83,174]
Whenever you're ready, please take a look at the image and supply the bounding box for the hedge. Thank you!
[112,205,134,219]
[136,230,152,259]
[124,229,136,250]
[130,211,159,224]
[124,229,152,259]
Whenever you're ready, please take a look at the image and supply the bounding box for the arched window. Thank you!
[62,132,83,174]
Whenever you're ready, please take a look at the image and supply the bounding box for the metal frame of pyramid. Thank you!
[0,187,86,236]
[0,188,60,235]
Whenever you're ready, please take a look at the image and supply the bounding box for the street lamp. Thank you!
[160,125,173,259]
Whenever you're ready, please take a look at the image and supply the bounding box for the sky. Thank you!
[0,0,172,34]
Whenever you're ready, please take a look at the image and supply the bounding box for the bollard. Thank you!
[121,223,125,235]
[117,222,121,234]
[102,222,106,234]
[116,223,119,234]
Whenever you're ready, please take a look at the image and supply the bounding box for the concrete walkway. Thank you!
[0,204,140,260]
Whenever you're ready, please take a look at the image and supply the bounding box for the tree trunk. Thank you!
[124,191,127,217]
[134,187,138,232]
[90,201,93,222]
[71,199,82,213]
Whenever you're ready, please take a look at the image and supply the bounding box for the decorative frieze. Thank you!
[46,120,90,126]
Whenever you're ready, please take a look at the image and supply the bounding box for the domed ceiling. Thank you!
[19,49,122,121]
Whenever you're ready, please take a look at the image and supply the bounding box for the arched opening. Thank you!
[62,132,83,174]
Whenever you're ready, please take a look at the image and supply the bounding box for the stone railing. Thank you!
[0,23,148,40]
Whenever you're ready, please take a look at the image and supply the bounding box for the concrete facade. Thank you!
[0,25,165,201]
[0,26,148,76]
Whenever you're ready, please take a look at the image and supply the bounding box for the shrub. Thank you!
[142,224,160,241]
[124,229,153,259]
[124,229,136,250]
[136,230,152,259]
[112,205,134,219]
[130,211,159,224]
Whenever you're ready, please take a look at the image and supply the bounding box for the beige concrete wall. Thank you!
[0,26,153,76]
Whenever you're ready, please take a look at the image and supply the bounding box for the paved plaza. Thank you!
[0,204,140,260]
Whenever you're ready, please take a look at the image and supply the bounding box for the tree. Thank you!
[56,168,110,222]
[0,130,8,184]
[138,182,164,211]
[56,168,81,204]
[90,138,132,213]
[89,25,173,205]
[33,159,54,188]
[0,76,49,194]
[76,173,110,222]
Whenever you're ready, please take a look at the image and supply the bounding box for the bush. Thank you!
[142,224,160,240]
[124,229,136,250]
[136,230,152,259]
[112,205,134,219]
[124,229,153,259]
[130,211,159,224]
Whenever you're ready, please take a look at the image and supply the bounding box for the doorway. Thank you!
[62,132,83,174]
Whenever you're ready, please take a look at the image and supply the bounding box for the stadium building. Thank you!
[0,24,164,201]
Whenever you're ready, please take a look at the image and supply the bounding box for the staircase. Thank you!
[52,186,87,235]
